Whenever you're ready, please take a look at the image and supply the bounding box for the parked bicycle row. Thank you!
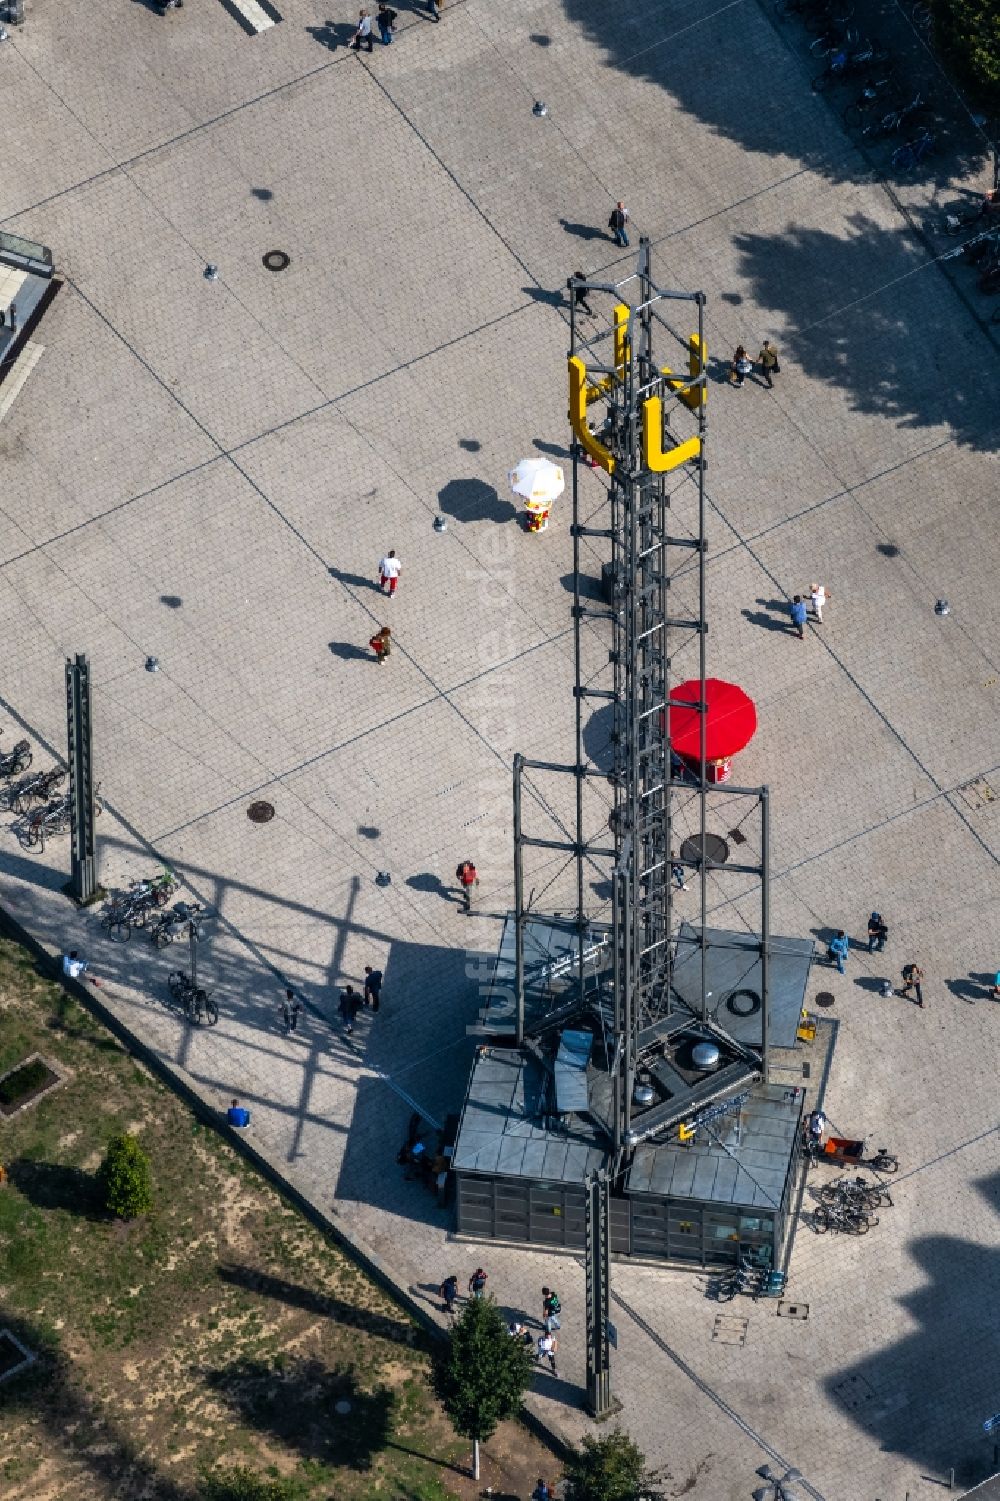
[98,877,218,1026]
[709,1254,789,1303]
[940,214,1000,323]
[812,1174,894,1235]
[775,0,942,171]
[12,782,103,850]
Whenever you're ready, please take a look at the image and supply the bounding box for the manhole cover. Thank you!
[957,776,996,811]
[712,1314,747,1346]
[814,991,835,1008]
[834,1374,876,1411]
[247,801,275,824]
[777,1301,810,1321]
[679,832,730,866]
[262,249,290,271]
[0,1330,35,1384]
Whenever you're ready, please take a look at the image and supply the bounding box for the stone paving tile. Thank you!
[3,0,1000,1498]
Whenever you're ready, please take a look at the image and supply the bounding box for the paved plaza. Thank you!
[2,0,1000,1497]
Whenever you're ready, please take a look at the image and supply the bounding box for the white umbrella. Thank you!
[508,457,565,504]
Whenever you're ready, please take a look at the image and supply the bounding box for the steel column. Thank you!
[585,1169,612,1418]
[65,653,98,905]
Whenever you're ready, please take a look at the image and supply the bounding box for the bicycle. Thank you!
[911,0,932,34]
[892,130,935,170]
[861,92,928,140]
[0,729,32,779]
[814,1202,876,1234]
[168,970,219,1025]
[149,900,204,949]
[842,75,896,129]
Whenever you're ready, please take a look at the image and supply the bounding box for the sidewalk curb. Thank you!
[0,899,579,1465]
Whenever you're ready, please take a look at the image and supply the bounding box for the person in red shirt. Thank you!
[456,860,479,913]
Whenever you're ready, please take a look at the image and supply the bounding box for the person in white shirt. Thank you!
[809,582,829,624]
[62,950,94,983]
[351,8,373,50]
[378,550,402,597]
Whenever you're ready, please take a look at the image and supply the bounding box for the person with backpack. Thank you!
[468,1266,488,1299]
[867,912,888,953]
[608,201,629,247]
[757,340,780,388]
[456,859,479,913]
[541,1286,561,1332]
[370,626,391,664]
[376,2,396,42]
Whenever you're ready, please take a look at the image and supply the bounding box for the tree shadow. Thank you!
[733,216,1000,454]
[437,478,516,525]
[206,1356,394,1470]
[217,1264,418,1345]
[825,1173,1000,1483]
[5,1158,104,1218]
[329,641,374,661]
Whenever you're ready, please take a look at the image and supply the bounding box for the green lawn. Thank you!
[0,936,545,1501]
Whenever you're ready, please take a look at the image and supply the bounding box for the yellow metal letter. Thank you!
[569,356,614,473]
[663,334,707,412]
[641,396,702,473]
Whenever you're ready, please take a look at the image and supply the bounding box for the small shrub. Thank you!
[98,1133,152,1220]
[198,1464,308,1501]
[930,0,1000,110]
[563,1429,666,1501]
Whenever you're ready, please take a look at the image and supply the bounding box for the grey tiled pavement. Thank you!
[3,1,1000,1497]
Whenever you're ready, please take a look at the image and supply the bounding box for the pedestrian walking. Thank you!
[671,862,689,891]
[378,550,402,596]
[369,626,391,664]
[828,930,849,974]
[541,1286,561,1332]
[363,965,383,1011]
[757,340,780,387]
[439,1273,459,1314]
[790,595,808,639]
[730,345,752,388]
[339,984,363,1033]
[809,582,830,623]
[468,1266,488,1299]
[376,2,396,42]
[426,0,440,18]
[572,271,594,317]
[531,1481,553,1501]
[898,962,925,1007]
[456,858,479,912]
[62,949,92,982]
[351,7,373,49]
[989,971,1000,1003]
[867,912,888,953]
[608,201,630,248]
[280,988,302,1032]
[536,1331,559,1375]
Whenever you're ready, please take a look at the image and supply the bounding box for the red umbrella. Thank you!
[668,678,757,763]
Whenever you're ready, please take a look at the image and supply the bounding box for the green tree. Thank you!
[930,0,1000,111]
[98,1132,152,1220]
[198,1465,307,1501]
[563,1429,666,1501]
[432,1295,533,1480]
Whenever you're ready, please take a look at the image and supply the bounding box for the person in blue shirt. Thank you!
[790,595,808,639]
[227,1099,250,1128]
[828,931,849,974]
